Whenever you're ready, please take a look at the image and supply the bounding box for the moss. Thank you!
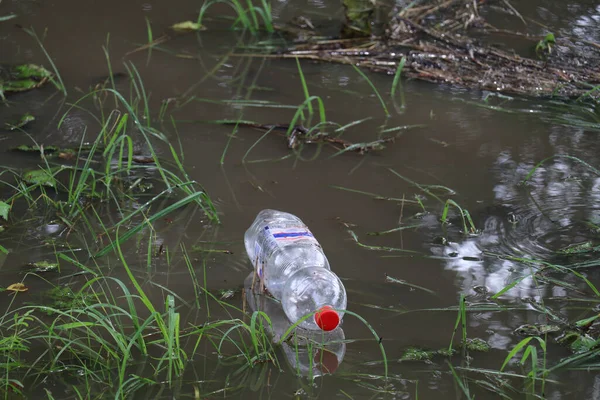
[0,64,53,96]
[557,330,597,353]
[465,338,491,352]
[26,260,59,273]
[400,346,458,362]
[558,241,596,255]
[35,286,96,314]
[436,348,456,357]
[342,0,373,37]
[5,113,35,131]
[401,347,435,361]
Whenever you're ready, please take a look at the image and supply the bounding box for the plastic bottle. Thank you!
[244,273,346,377]
[244,209,347,331]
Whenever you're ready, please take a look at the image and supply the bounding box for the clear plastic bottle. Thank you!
[244,209,347,331]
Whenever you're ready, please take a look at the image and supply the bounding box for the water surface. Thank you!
[1,0,600,398]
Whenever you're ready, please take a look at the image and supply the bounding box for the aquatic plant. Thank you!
[197,0,273,34]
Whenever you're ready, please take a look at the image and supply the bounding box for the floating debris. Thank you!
[5,283,28,292]
[256,2,600,99]
[5,113,35,131]
[171,21,205,32]
[0,200,9,221]
[514,324,561,337]
[33,286,96,314]
[26,260,59,273]
[464,338,490,352]
[0,64,53,97]
[558,241,598,255]
[22,167,60,188]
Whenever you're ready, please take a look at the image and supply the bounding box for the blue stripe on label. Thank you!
[273,231,313,238]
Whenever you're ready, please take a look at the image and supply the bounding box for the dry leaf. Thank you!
[132,155,155,164]
[58,152,76,160]
[171,21,205,32]
[7,283,28,292]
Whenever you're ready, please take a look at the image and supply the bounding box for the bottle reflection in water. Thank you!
[244,273,346,377]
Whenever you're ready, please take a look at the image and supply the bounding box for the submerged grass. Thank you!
[296,57,313,115]
[347,229,421,254]
[352,65,390,118]
[522,154,600,183]
[22,27,67,96]
[0,252,269,397]
[9,12,600,400]
[436,243,600,397]
[390,56,406,98]
[2,105,218,258]
[0,57,221,395]
[181,53,426,166]
[0,203,386,398]
[0,55,391,398]
[341,154,600,397]
[335,168,478,253]
[197,0,273,34]
[461,92,599,131]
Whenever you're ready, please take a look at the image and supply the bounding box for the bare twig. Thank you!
[502,0,527,26]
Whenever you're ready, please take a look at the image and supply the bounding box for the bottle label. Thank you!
[256,225,316,278]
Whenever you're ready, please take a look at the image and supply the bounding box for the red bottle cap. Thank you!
[315,306,340,331]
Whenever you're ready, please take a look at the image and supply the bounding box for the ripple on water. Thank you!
[427,156,600,300]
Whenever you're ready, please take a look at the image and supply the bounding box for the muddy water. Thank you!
[1,0,600,398]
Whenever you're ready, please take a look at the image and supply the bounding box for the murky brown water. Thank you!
[2,0,600,398]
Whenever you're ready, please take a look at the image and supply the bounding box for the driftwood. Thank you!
[272,0,600,99]
[223,121,395,154]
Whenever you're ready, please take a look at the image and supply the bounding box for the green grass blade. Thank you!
[501,337,534,371]
[391,56,406,97]
[296,57,313,115]
[23,27,66,95]
[94,191,205,257]
[352,65,389,117]
[447,361,473,399]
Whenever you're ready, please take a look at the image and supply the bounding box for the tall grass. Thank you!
[0,228,388,397]
[0,29,390,400]
[0,60,220,278]
[296,57,313,115]
[285,95,327,138]
[353,65,390,117]
[23,27,66,96]
[0,232,276,398]
[391,56,406,97]
[501,336,547,396]
[441,199,477,235]
[197,0,273,34]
